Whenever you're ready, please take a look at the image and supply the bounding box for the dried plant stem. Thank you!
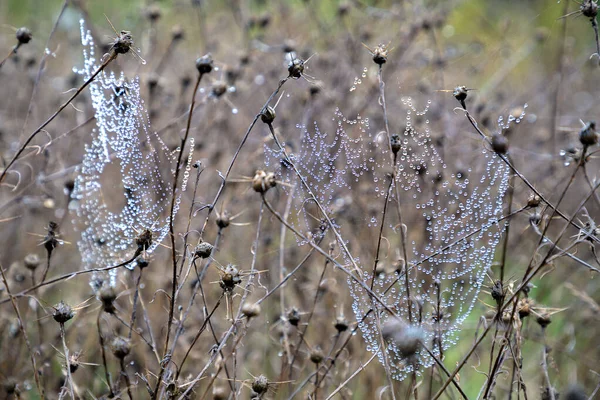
[541,328,555,400]
[128,268,143,339]
[97,311,115,398]
[0,53,117,184]
[59,323,75,399]
[0,262,45,399]
[120,358,133,400]
[325,353,377,399]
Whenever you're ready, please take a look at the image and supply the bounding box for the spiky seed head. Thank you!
[216,211,231,229]
[527,194,541,208]
[288,57,305,79]
[212,386,227,400]
[111,31,134,55]
[211,81,228,98]
[310,345,324,364]
[453,86,468,102]
[111,336,131,359]
[390,133,401,154]
[242,302,261,319]
[16,27,32,44]
[24,254,41,270]
[251,375,269,394]
[286,307,300,326]
[582,1,599,18]
[195,241,214,259]
[145,4,162,21]
[196,54,214,74]
[53,301,74,324]
[136,229,153,252]
[579,121,597,146]
[219,264,241,292]
[171,25,184,41]
[536,313,552,329]
[517,298,534,319]
[69,351,82,373]
[98,285,117,314]
[381,318,424,359]
[260,106,276,124]
[252,170,277,193]
[370,43,389,65]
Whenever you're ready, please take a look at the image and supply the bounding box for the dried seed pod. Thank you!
[110,31,134,55]
[23,254,41,270]
[111,336,131,359]
[288,57,305,79]
[16,27,32,44]
[368,43,390,65]
[137,257,150,269]
[195,241,214,259]
[98,285,117,314]
[136,229,153,252]
[53,301,74,324]
[260,106,276,124]
[219,265,241,292]
[251,375,269,395]
[211,81,228,98]
[286,307,300,326]
[579,121,597,146]
[527,194,541,208]
[68,351,83,373]
[252,170,277,193]
[381,318,424,359]
[213,386,227,400]
[196,54,214,74]
[171,25,184,41]
[536,312,551,329]
[310,345,324,364]
[582,0,599,18]
[242,302,261,319]
[390,133,401,155]
[453,86,468,103]
[145,4,162,21]
[491,280,504,304]
[44,221,60,255]
[491,133,508,154]
[517,298,534,319]
[334,316,349,332]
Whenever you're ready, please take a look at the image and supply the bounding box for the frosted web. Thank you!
[70,21,178,288]
[265,70,519,380]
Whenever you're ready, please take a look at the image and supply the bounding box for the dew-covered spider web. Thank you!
[265,69,523,380]
[70,21,179,288]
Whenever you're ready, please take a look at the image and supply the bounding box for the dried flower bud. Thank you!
[211,81,228,98]
[111,336,131,359]
[334,316,349,332]
[195,241,214,259]
[251,375,269,395]
[196,54,214,74]
[145,5,162,21]
[216,211,231,229]
[69,351,82,373]
[53,301,74,324]
[23,254,41,270]
[517,298,534,319]
[381,318,423,359]
[369,43,390,65]
[16,27,32,45]
[260,106,276,124]
[288,58,305,79]
[491,133,508,154]
[98,285,117,314]
[453,86,468,103]
[137,257,150,269]
[242,302,261,319]
[310,345,324,364]
[252,170,277,193]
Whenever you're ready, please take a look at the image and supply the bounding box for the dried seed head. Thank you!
[98,285,117,314]
[252,170,277,193]
[16,27,32,45]
[334,316,349,332]
[288,57,305,79]
[196,54,214,74]
[579,121,597,146]
[137,257,150,269]
[171,25,185,41]
[212,386,228,400]
[242,302,261,319]
[260,106,276,124]
[563,385,587,400]
[111,336,131,359]
[136,229,153,252]
[68,351,83,373]
[491,133,508,154]
[53,301,75,324]
[453,86,468,102]
[195,241,214,259]
[310,345,324,364]
[3,378,18,395]
[369,43,390,65]
[309,83,321,96]
[491,280,504,304]
[381,318,424,359]
[536,312,551,329]
[145,4,162,21]
[23,254,41,270]
[251,375,269,395]
[44,221,60,255]
[390,133,401,155]
[219,264,241,292]
[110,31,134,55]
[216,211,231,229]
[527,194,541,208]
[517,298,534,319]
[211,81,228,98]
[286,307,301,326]
[582,1,599,19]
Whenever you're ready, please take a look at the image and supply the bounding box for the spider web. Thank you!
[265,69,520,380]
[70,21,178,288]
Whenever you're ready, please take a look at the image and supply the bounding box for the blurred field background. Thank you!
[1,0,600,399]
